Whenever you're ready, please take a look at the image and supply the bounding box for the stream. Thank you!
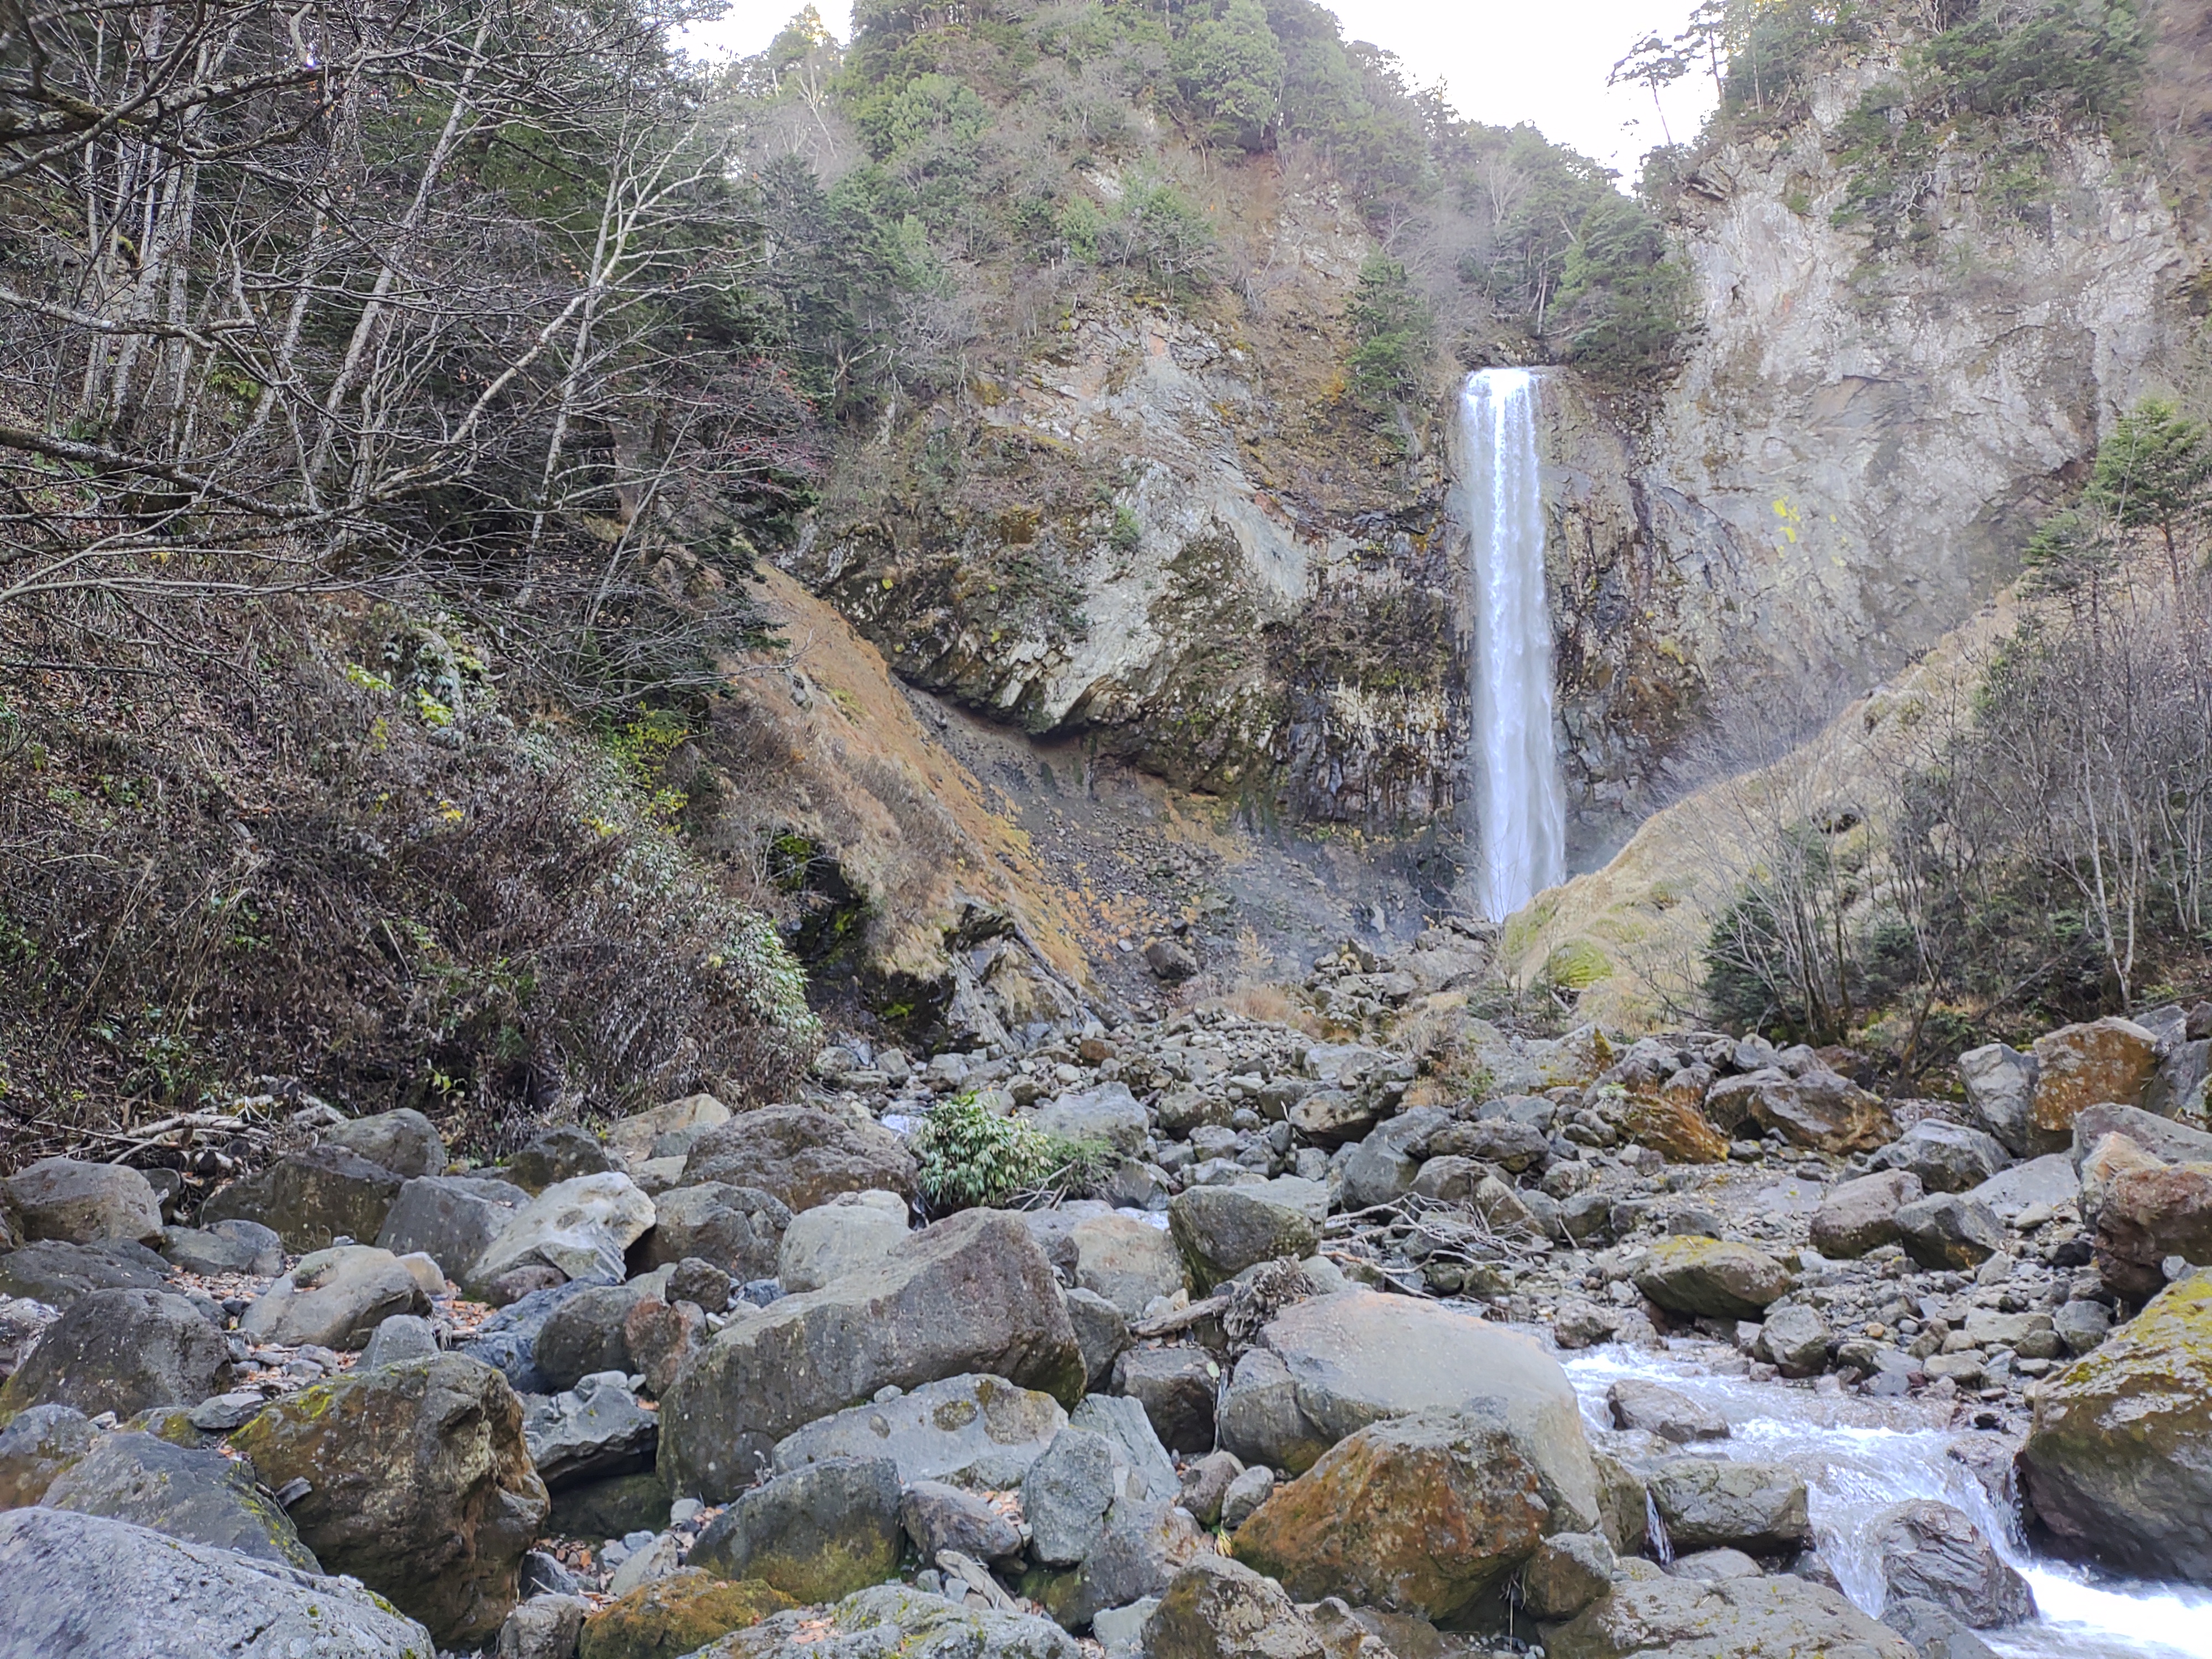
[1554,1342,2212,1659]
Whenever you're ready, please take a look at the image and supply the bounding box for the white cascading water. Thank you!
[1455,367,1566,922]
[1561,1343,2212,1659]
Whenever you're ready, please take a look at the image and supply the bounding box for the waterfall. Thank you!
[1455,367,1566,922]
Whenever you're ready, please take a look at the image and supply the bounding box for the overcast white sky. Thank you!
[678,2,1720,180]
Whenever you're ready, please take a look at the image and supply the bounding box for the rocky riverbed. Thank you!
[1,934,2209,1659]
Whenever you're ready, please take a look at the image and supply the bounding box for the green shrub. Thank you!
[911,1095,1109,1211]
[1345,255,1432,412]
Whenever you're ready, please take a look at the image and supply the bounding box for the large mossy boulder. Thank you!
[1632,1239,1790,1321]
[1143,1556,1326,1659]
[659,1209,1083,1502]
[2020,1274,2212,1583]
[0,1507,436,1659]
[0,1403,96,1506]
[688,1457,903,1603]
[1232,1407,1586,1624]
[773,1372,1068,1488]
[1168,1181,1324,1292]
[580,1569,794,1659]
[230,1353,550,1647]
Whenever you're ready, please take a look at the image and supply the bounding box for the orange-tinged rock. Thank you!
[1231,1408,1554,1623]
[2032,1018,2159,1151]
[1624,1094,1729,1165]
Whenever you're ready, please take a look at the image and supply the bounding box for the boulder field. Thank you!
[2,970,2209,1657]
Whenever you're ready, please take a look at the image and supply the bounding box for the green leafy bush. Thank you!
[911,1095,1109,1211]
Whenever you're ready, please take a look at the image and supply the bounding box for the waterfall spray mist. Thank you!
[1455,367,1566,922]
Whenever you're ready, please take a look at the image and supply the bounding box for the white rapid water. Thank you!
[1454,368,1566,922]
[1557,1340,2212,1659]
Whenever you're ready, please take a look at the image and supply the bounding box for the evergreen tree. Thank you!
[1173,0,1284,152]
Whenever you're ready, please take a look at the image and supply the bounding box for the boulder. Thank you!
[1068,1212,1187,1319]
[2083,1144,2212,1301]
[1024,1427,1126,1566]
[160,1218,283,1276]
[2020,1273,2212,1583]
[1177,1451,1244,1527]
[1963,1155,2079,1224]
[1881,1598,2003,1659]
[1114,1344,1218,1454]
[1702,1068,1892,1154]
[1039,1495,1208,1633]
[1959,1043,2039,1157]
[201,1144,406,1253]
[1066,1287,1132,1389]
[578,1570,792,1659]
[1542,1558,1914,1659]
[778,1190,911,1292]
[1521,1531,1618,1621]
[1622,1096,1730,1165]
[1169,1182,1323,1292]
[1233,1407,1583,1623]
[1896,1194,2006,1270]
[238,1244,427,1350]
[501,1593,588,1659]
[1030,1083,1150,1155]
[626,1295,706,1397]
[1872,1123,2010,1194]
[1287,1088,1376,1146]
[902,1479,1024,1562]
[2029,1018,2160,1151]
[377,1174,530,1279]
[706,1583,1081,1659]
[1867,1501,2034,1628]
[1220,1465,1274,1530]
[231,1353,550,1647]
[1808,1171,1923,1259]
[682,1107,917,1214]
[0,1402,95,1506]
[0,1507,435,1659]
[467,1171,656,1295]
[0,1296,55,1380]
[690,1457,903,1604]
[534,1283,652,1392]
[1217,1291,1599,1504]
[772,1373,1068,1488]
[1606,1379,1727,1443]
[509,1125,617,1193]
[462,1278,612,1395]
[39,1429,317,1568]
[0,1238,169,1306]
[525,1372,660,1489]
[1143,1557,1326,1659]
[1755,1303,1832,1377]
[1632,1239,1790,1321]
[604,1092,733,1168]
[0,1287,229,1422]
[2077,1102,2212,1167]
[323,1108,447,1178]
[550,1472,672,1540]
[1644,1458,1811,1554]
[3,1157,161,1245]
[641,1182,790,1280]
[2150,1038,2212,1121]
[661,1211,1083,1501]
[1431,1117,1552,1173]
[361,1312,441,1370]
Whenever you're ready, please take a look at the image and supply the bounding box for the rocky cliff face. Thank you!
[782,158,1468,835]
[1545,39,2201,858]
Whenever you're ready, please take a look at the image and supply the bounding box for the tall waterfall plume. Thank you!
[1455,367,1566,922]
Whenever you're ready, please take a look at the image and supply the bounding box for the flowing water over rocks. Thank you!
[1560,1340,2212,1659]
